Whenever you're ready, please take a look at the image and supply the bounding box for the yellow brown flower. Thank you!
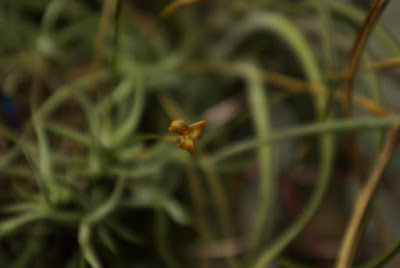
[168,119,206,155]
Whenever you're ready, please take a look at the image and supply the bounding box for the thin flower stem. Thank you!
[199,157,234,238]
[125,134,179,144]
[184,160,211,240]
[335,120,400,268]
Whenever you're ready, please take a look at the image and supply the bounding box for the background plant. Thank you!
[1,0,400,267]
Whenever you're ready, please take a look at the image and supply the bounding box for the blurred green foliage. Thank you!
[0,0,400,267]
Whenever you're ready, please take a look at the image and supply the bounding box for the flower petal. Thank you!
[168,119,189,135]
[177,137,196,155]
[188,120,206,140]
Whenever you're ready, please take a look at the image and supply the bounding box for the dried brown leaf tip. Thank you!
[168,119,206,155]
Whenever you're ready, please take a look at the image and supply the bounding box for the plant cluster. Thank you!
[0,0,400,267]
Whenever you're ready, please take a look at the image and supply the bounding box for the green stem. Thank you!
[36,71,107,119]
[126,134,178,143]
[83,177,126,225]
[12,224,44,268]
[78,223,101,268]
[358,236,400,268]
[240,63,275,251]
[213,11,335,267]
[110,74,145,147]
[110,0,122,85]
[252,134,335,268]
[199,158,235,238]
[314,0,336,118]
[46,122,91,147]
[155,208,180,268]
[209,117,398,163]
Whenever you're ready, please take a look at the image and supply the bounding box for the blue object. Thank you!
[0,92,21,133]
